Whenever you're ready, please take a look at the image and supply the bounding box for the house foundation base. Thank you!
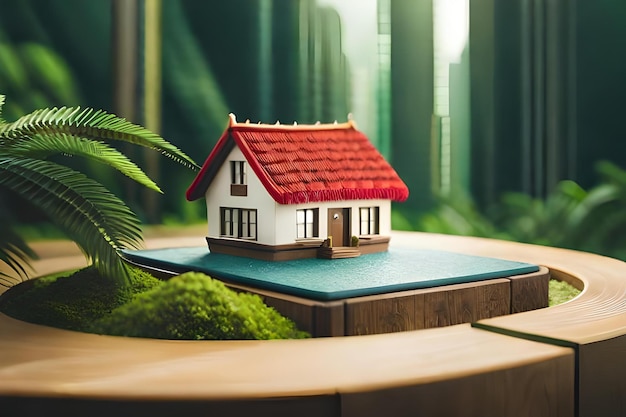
[206,236,391,261]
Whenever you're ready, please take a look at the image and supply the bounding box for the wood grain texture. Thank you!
[447,283,478,325]
[424,290,451,328]
[4,231,626,416]
[344,278,520,336]
[341,353,574,417]
[390,231,626,343]
[357,235,390,255]
[262,294,316,334]
[476,279,511,318]
[0,315,574,417]
[345,292,421,335]
[314,301,345,337]
[223,283,346,337]
[508,267,550,313]
[392,231,626,417]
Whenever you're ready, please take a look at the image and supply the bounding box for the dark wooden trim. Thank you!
[207,237,323,261]
[508,267,550,313]
[207,237,324,252]
[357,235,390,255]
[207,235,392,261]
[317,246,360,259]
[230,184,248,196]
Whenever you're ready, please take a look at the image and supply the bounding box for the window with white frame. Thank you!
[359,207,380,235]
[296,208,319,238]
[220,207,257,240]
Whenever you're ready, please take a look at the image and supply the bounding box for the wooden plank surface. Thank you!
[341,352,573,417]
[345,292,421,335]
[0,314,574,417]
[508,267,550,313]
[392,231,626,417]
[344,279,516,335]
[4,231,626,416]
[262,294,316,334]
[447,283,477,325]
[476,279,511,318]
[314,301,345,337]
[390,231,626,344]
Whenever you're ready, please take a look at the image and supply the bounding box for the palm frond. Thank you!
[0,106,199,169]
[6,133,161,192]
[0,223,37,287]
[0,156,143,282]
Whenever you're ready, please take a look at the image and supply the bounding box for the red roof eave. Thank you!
[186,117,410,204]
[185,129,232,201]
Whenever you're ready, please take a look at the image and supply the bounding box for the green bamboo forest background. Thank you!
[1,0,626,260]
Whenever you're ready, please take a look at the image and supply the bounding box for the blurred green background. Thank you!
[2,0,626,259]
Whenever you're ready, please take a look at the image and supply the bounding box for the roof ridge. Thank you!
[187,115,409,203]
[228,112,357,131]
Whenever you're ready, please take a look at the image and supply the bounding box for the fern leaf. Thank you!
[0,156,144,282]
[7,133,162,192]
[0,223,37,286]
[0,106,199,169]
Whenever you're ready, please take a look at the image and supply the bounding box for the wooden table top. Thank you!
[1,230,624,415]
[391,231,626,345]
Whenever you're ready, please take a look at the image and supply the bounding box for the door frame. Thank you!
[327,208,351,247]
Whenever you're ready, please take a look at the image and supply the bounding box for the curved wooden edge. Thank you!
[0,314,571,401]
[391,232,626,417]
[391,231,626,345]
[4,231,626,416]
[549,267,585,291]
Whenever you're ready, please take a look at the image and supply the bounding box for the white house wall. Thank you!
[376,199,392,235]
[204,147,277,244]
[204,145,393,246]
[274,199,391,245]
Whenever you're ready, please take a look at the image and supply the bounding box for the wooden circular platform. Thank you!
[1,231,625,417]
[124,245,549,336]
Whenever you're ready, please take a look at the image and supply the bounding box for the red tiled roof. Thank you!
[186,116,409,204]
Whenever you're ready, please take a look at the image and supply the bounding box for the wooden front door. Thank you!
[328,208,350,247]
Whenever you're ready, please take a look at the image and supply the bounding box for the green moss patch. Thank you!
[0,268,309,340]
[93,272,308,340]
[0,267,162,331]
[548,279,581,306]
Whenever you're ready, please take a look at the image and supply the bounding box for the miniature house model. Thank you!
[186,114,409,261]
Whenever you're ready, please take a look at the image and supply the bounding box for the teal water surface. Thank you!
[122,247,539,301]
